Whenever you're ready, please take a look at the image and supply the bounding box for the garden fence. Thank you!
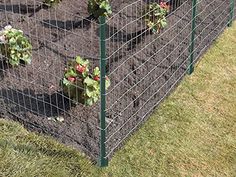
[0,0,235,167]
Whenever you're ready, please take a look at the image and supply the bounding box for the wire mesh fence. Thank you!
[0,0,235,166]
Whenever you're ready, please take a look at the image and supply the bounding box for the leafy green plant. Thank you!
[143,2,169,34]
[61,56,110,106]
[88,0,112,18]
[43,0,61,7]
[0,25,32,66]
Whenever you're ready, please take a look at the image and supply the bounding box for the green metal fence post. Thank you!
[228,0,235,27]
[188,0,197,75]
[98,15,108,167]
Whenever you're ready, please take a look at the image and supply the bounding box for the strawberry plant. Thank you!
[88,0,112,18]
[43,0,61,7]
[143,2,170,34]
[61,56,110,106]
[0,25,32,66]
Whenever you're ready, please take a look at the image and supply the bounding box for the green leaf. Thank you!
[65,68,77,78]
[84,77,96,86]
[62,55,111,106]
[88,0,112,17]
[62,78,71,86]
[93,96,99,103]
[143,2,168,34]
[93,67,100,76]
[85,87,95,98]
[9,58,19,66]
[161,20,167,28]
[85,98,94,106]
[9,38,16,44]
[1,26,32,67]
[106,77,111,89]
[76,56,89,66]
[75,56,83,64]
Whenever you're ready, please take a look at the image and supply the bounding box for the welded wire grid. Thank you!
[0,0,101,165]
[104,0,234,159]
[0,0,234,165]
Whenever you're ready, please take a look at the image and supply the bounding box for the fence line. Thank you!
[0,0,234,167]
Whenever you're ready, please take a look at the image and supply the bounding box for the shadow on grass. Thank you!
[0,138,85,176]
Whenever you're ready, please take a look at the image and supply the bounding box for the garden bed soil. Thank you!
[0,0,231,160]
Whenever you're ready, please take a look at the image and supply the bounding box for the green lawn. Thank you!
[0,22,236,177]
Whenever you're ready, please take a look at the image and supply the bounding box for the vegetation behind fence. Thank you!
[0,0,235,166]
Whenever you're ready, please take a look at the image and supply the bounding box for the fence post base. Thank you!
[188,0,197,75]
[98,158,108,167]
[228,0,235,27]
[188,67,194,75]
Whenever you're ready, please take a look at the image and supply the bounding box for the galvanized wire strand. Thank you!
[0,1,100,125]
[194,16,233,60]
[104,13,231,158]
[0,0,100,58]
[0,72,100,130]
[104,1,189,55]
[1,94,98,141]
[29,0,43,116]
[104,0,209,69]
[2,107,99,164]
[104,0,204,59]
[106,0,142,23]
[106,0,229,129]
[0,57,100,164]
[106,0,182,24]
[105,42,192,134]
[0,13,100,60]
[106,1,186,41]
[105,61,191,157]
[7,0,32,118]
[105,0,216,96]
[0,52,87,91]
[106,11,192,87]
[105,30,192,113]
[0,12,98,94]
[104,0,230,146]
[105,0,226,113]
[0,0,233,163]
[21,0,98,25]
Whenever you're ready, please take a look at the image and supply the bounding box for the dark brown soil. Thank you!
[0,0,232,161]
